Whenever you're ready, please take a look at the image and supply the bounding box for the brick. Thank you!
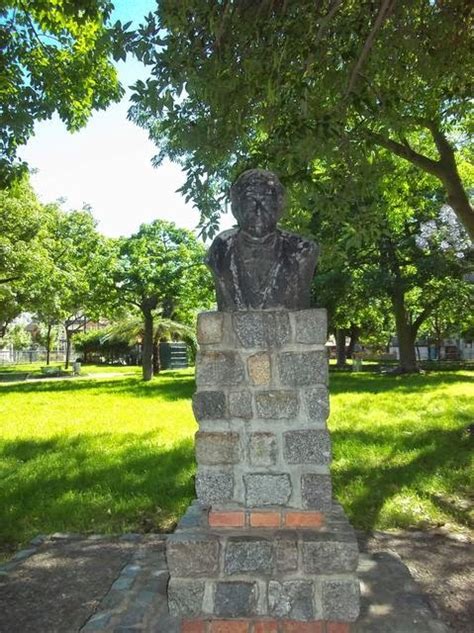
[321,578,360,621]
[302,538,359,573]
[301,474,332,511]
[275,533,298,572]
[326,624,351,633]
[168,578,205,616]
[281,622,324,633]
[278,351,328,386]
[224,536,273,575]
[303,386,329,424]
[284,511,324,528]
[182,622,206,633]
[233,312,265,347]
[196,471,234,504]
[197,351,245,387]
[255,390,298,419]
[253,622,279,633]
[284,430,331,464]
[209,511,245,528]
[214,582,258,618]
[210,621,249,633]
[167,533,219,577]
[247,353,271,385]
[193,391,227,420]
[293,309,327,345]
[244,473,291,506]
[268,580,314,620]
[197,311,224,344]
[248,433,278,467]
[249,511,281,528]
[195,432,240,465]
[229,390,253,419]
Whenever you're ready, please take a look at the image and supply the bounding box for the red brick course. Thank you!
[326,624,351,633]
[182,621,207,633]
[284,511,324,528]
[210,621,249,633]
[249,512,281,528]
[209,511,246,528]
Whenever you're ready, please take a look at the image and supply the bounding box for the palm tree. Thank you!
[101,314,196,381]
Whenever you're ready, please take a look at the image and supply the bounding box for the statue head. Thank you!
[231,169,285,238]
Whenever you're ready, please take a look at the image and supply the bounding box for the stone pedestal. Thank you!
[166,309,360,632]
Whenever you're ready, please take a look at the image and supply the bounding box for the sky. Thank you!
[18,0,234,239]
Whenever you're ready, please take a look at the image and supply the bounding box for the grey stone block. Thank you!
[275,532,298,572]
[264,311,291,346]
[303,538,359,573]
[195,432,240,465]
[268,580,314,620]
[166,532,219,576]
[321,577,360,621]
[255,390,299,419]
[192,391,227,420]
[301,473,332,510]
[167,578,205,617]
[233,312,265,347]
[294,309,327,344]
[214,581,258,617]
[224,536,273,575]
[303,386,329,424]
[228,390,253,419]
[284,430,331,464]
[196,470,234,504]
[197,311,224,344]
[248,432,278,467]
[278,351,328,386]
[244,473,291,506]
[196,351,245,387]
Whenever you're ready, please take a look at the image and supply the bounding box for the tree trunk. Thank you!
[152,339,161,375]
[142,309,154,381]
[391,290,418,372]
[65,330,71,369]
[46,322,52,365]
[347,325,360,359]
[335,329,347,368]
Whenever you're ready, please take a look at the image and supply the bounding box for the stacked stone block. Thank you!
[166,310,360,631]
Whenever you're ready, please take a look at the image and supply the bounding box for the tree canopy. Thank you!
[0,0,131,185]
[129,0,473,240]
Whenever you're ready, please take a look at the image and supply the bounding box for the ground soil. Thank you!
[359,529,474,633]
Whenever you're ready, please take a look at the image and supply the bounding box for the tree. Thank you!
[112,220,212,381]
[35,204,117,368]
[129,1,473,240]
[0,0,131,185]
[0,177,51,334]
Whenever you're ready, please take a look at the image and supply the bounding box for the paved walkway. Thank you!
[0,532,457,633]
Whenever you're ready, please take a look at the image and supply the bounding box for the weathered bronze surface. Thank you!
[207,169,318,311]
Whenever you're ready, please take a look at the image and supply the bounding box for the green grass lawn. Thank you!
[0,366,472,556]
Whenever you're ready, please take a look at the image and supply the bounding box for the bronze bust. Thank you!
[207,169,318,311]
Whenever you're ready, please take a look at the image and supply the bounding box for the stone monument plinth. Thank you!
[166,309,360,632]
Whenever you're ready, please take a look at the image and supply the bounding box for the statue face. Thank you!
[236,176,281,238]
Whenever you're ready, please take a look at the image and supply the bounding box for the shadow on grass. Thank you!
[0,372,195,401]
[332,424,473,531]
[329,370,474,395]
[0,431,196,551]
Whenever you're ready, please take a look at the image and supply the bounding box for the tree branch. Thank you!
[0,276,20,285]
[346,0,396,96]
[367,130,443,177]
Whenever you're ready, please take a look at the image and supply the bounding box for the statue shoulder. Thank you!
[206,228,238,267]
[279,230,318,256]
